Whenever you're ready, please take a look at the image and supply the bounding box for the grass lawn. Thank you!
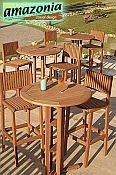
[55,10,116,34]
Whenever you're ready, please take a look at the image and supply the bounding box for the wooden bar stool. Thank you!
[82,30,105,72]
[49,44,82,84]
[66,70,113,167]
[2,41,32,72]
[36,30,58,76]
[0,68,44,167]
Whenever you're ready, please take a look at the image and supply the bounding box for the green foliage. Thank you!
[93,0,104,7]
[92,9,107,18]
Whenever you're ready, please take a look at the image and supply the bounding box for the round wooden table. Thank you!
[61,33,94,45]
[17,45,61,82]
[21,82,91,174]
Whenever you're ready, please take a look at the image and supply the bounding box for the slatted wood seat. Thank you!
[66,70,113,167]
[3,96,37,112]
[82,30,105,72]
[5,59,32,68]
[2,41,32,72]
[0,68,44,167]
[50,62,78,71]
[77,97,109,112]
[49,44,82,83]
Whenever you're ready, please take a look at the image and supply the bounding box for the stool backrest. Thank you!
[63,44,82,61]
[84,70,113,100]
[2,41,18,64]
[44,31,57,45]
[0,69,32,101]
[90,30,105,43]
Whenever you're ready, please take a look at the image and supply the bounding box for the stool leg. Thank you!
[12,112,18,167]
[65,71,68,81]
[89,49,93,71]
[100,49,103,73]
[1,104,5,152]
[71,59,73,82]
[61,108,65,171]
[50,107,54,169]
[56,70,58,80]
[83,111,87,141]
[84,112,93,167]
[56,107,65,174]
[39,107,45,163]
[54,54,58,78]
[78,60,81,84]
[71,70,73,82]
[49,67,52,80]
[64,107,70,155]
[16,68,20,96]
[62,71,65,82]
[27,110,30,145]
[44,106,51,175]
[104,105,109,156]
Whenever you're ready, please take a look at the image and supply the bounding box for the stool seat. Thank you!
[5,59,32,68]
[83,44,102,49]
[76,97,109,112]
[3,96,38,112]
[50,62,78,71]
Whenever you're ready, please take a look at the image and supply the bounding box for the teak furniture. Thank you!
[66,70,113,167]
[82,30,105,72]
[60,33,95,46]
[49,44,82,84]
[44,31,57,45]
[2,41,32,72]
[20,81,91,175]
[17,45,61,82]
[0,68,44,167]
[42,30,58,73]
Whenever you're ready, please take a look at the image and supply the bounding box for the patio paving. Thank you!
[0,21,44,51]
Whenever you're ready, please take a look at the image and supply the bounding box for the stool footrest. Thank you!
[62,163,82,173]
[50,144,56,152]
[90,134,106,145]
[69,134,86,146]
[68,124,84,134]
[91,126,104,135]
[50,119,57,128]
[17,135,42,145]
[3,130,13,143]
[28,124,41,135]
[5,123,28,131]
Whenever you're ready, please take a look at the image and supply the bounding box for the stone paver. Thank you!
[0,21,44,51]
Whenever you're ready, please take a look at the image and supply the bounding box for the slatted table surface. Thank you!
[21,82,91,107]
[61,33,94,41]
[17,45,62,82]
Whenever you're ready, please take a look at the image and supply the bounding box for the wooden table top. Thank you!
[21,82,91,107]
[17,45,61,57]
[60,33,94,41]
